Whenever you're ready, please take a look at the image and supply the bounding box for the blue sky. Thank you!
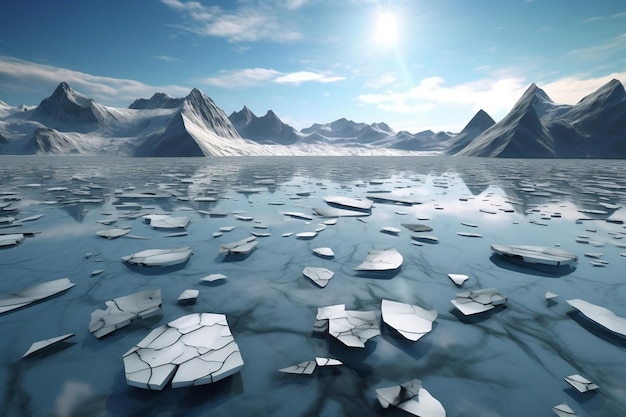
[0,0,625,133]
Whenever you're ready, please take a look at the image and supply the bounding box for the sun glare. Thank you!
[374,12,399,45]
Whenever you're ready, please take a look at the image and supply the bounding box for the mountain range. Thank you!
[0,79,624,157]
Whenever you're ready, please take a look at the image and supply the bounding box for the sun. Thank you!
[374,12,399,45]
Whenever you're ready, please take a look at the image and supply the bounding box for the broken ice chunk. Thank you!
[552,403,577,417]
[0,233,25,247]
[22,333,75,358]
[283,212,313,221]
[564,374,599,393]
[295,232,318,240]
[122,313,244,390]
[355,248,403,271]
[566,299,626,338]
[315,304,379,348]
[177,289,199,305]
[447,274,469,286]
[324,196,372,211]
[96,228,130,239]
[381,299,437,341]
[89,289,162,338]
[376,379,446,417]
[0,278,75,314]
[219,236,257,255]
[122,247,192,267]
[143,214,190,229]
[381,227,401,236]
[279,360,317,375]
[402,223,433,232]
[451,288,507,316]
[315,357,342,367]
[491,244,578,266]
[303,267,334,288]
[201,273,227,282]
[545,291,558,300]
[313,247,335,258]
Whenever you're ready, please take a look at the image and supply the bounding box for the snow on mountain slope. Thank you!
[129,92,184,110]
[229,107,302,145]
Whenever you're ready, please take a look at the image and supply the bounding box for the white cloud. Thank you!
[540,71,626,104]
[161,0,302,43]
[567,33,626,59]
[200,68,345,88]
[0,56,191,105]
[365,73,397,89]
[357,76,528,116]
[152,55,181,62]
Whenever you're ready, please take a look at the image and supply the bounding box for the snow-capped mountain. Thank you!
[455,79,626,158]
[229,106,301,145]
[446,109,495,155]
[129,92,184,110]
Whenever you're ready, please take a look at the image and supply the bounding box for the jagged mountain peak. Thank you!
[577,78,625,105]
[31,82,103,131]
[461,109,495,133]
[129,92,184,109]
[50,81,92,107]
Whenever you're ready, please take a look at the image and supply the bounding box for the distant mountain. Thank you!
[229,106,301,145]
[22,127,83,154]
[31,82,115,131]
[391,130,451,151]
[456,80,626,158]
[134,88,248,157]
[129,93,184,110]
[446,109,495,155]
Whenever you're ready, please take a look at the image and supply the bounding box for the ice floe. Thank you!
[123,313,244,390]
[89,289,162,338]
[177,289,199,304]
[552,403,577,417]
[315,304,380,348]
[451,288,507,316]
[324,196,372,211]
[376,379,446,417]
[313,247,335,258]
[303,267,334,288]
[0,233,25,247]
[122,247,193,267]
[96,228,130,239]
[566,299,626,338]
[219,236,257,255]
[491,244,578,266]
[278,357,342,375]
[564,374,599,393]
[23,333,75,358]
[381,299,437,341]
[355,248,403,271]
[144,214,190,229]
[0,278,75,314]
[447,274,469,286]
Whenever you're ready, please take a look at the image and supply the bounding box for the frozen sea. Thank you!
[1,155,625,417]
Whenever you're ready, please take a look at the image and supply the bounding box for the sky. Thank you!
[0,0,625,133]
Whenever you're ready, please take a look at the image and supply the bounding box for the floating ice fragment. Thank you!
[564,374,599,393]
[313,206,370,217]
[295,232,318,239]
[447,274,469,286]
[89,289,162,338]
[303,267,334,288]
[15,214,44,223]
[355,248,403,271]
[122,313,244,390]
[96,228,130,239]
[219,236,257,255]
[315,304,379,348]
[381,299,437,341]
[201,273,227,282]
[457,232,482,238]
[322,218,337,225]
[411,235,439,244]
[0,233,25,247]
[552,403,577,417]
[22,333,75,358]
[584,252,603,258]
[283,212,313,221]
[315,357,342,367]
[566,299,626,337]
[324,196,372,211]
[365,194,419,205]
[545,291,558,300]
[234,215,254,221]
[0,278,75,314]
[279,360,317,375]
[491,244,578,266]
[402,224,433,232]
[461,222,478,228]
[177,289,199,304]
[144,214,190,229]
[376,379,446,417]
[219,226,235,232]
[122,247,192,267]
[451,288,507,316]
[381,227,401,236]
[90,269,104,277]
[313,247,335,258]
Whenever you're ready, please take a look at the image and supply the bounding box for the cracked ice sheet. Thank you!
[566,299,626,338]
[355,248,403,271]
[123,313,243,390]
[316,304,380,348]
[143,214,191,229]
[376,379,446,417]
[450,288,507,316]
[303,267,334,288]
[89,289,162,338]
[381,299,437,341]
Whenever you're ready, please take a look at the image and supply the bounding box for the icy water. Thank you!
[1,155,625,417]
